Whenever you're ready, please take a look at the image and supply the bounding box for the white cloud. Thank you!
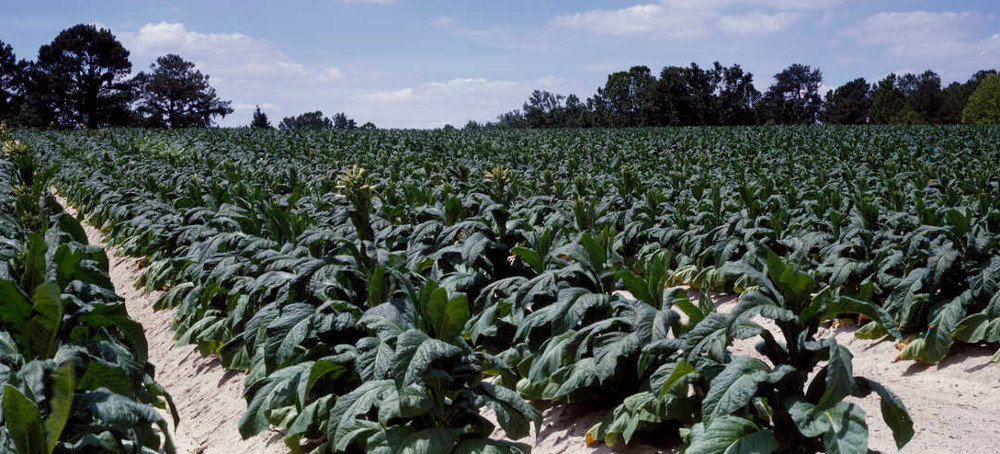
[432,18,544,51]
[716,11,800,34]
[551,0,836,38]
[118,22,351,125]
[324,67,345,80]
[359,87,414,103]
[121,22,319,81]
[234,102,281,112]
[432,16,457,27]
[845,11,994,58]
[551,3,714,38]
[349,77,565,128]
[841,11,1000,82]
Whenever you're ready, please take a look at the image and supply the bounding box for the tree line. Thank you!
[488,63,1000,128]
[0,24,372,130]
[264,109,376,131]
[0,24,233,128]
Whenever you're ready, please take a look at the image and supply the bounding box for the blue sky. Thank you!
[2,0,999,127]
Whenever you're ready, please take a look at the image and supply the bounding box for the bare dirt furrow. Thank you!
[57,196,286,454]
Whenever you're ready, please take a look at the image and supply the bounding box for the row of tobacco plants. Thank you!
[16,125,999,453]
[0,125,176,453]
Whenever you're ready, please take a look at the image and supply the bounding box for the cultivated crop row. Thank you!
[18,126,1000,453]
[0,128,175,453]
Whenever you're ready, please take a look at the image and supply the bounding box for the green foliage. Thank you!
[133,53,233,128]
[279,111,358,130]
[251,105,272,129]
[760,64,824,125]
[23,125,1000,453]
[0,141,175,453]
[0,41,27,123]
[28,24,133,128]
[821,78,871,125]
[962,74,1000,125]
[592,253,912,453]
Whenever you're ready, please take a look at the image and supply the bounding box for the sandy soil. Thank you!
[59,194,1000,454]
[59,196,287,454]
[723,297,1000,454]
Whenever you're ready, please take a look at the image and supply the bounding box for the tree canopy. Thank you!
[251,105,271,128]
[962,74,1000,125]
[29,24,133,128]
[760,64,823,125]
[496,62,996,129]
[0,40,27,122]
[821,78,871,125]
[280,111,332,130]
[133,54,233,128]
[278,111,358,130]
[332,112,357,130]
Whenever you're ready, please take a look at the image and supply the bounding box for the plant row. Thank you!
[0,128,176,453]
[17,126,998,452]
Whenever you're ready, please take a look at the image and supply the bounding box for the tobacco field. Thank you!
[4,125,1000,453]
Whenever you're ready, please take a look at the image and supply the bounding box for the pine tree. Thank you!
[251,105,271,128]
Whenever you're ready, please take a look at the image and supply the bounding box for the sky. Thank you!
[2,0,999,128]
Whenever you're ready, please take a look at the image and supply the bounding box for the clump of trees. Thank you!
[0,24,372,130]
[22,24,135,127]
[0,24,233,128]
[496,63,1000,128]
[962,74,1000,125]
[759,64,823,125]
[134,54,233,128]
[277,111,359,130]
[821,78,871,125]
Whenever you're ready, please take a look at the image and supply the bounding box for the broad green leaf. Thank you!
[454,439,531,454]
[45,361,76,453]
[852,378,913,449]
[26,282,63,359]
[953,313,1000,343]
[613,269,653,303]
[76,389,175,454]
[816,341,853,411]
[475,382,541,440]
[397,428,461,454]
[511,246,543,274]
[684,312,732,364]
[702,357,770,425]
[670,289,706,328]
[685,416,778,454]
[329,380,397,451]
[392,329,462,387]
[426,290,469,341]
[854,321,886,340]
[264,303,315,369]
[284,395,333,453]
[651,359,697,396]
[364,425,412,454]
[787,399,868,454]
[356,336,396,381]
[816,296,902,340]
[239,361,312,439]
[899,292,967,364]
[3,384,46,454]
[0,280,31,327]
